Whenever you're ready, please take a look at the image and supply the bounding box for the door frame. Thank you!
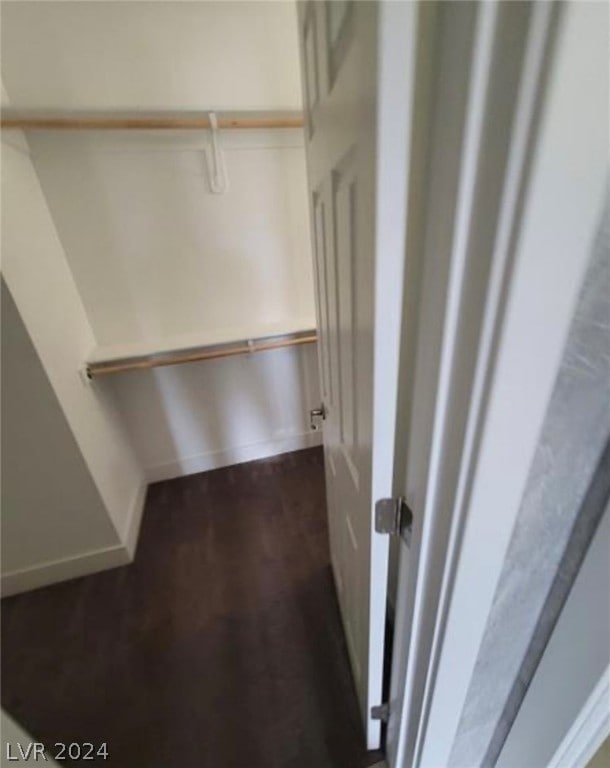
[387,1,608,766]
[367,0,418,749]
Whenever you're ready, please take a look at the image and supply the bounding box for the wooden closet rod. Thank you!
[1,110,304,131]
[86,330,317,378]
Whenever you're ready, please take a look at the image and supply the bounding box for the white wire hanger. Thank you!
[205,111,228,194]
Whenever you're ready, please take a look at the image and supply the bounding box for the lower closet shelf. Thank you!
[85,328,317,379]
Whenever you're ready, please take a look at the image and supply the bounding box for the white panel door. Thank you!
[298,0,386,748]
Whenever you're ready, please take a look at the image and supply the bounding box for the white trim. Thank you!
[144,431,323,483]
[415,5,557,766]
[411,6,501,763]
[1,543,131,597]
[367,0,416,748]
[548,667,610,768]
[413,3,608,767]
[387,2,610,767]
[388,3,484,763]
[122,481,148,560]
[1,480,147,597]
[1,434,321,597]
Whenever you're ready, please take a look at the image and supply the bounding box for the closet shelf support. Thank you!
[86,329,317,378]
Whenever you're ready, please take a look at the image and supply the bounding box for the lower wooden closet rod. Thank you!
[86,331,317,379]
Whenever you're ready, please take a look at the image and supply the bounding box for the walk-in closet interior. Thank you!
[1,4,397,765]
[1,1,322,590]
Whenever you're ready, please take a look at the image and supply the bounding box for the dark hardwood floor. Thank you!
[2,448,383,767]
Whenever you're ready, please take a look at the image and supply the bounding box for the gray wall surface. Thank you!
[495,500,610,768]
[449,197,610,767]
[1,279,119,576]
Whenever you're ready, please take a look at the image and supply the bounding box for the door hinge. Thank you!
[371,702,390,722]
[375,496,413,544]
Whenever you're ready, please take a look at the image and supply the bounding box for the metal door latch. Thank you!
[371,702,390,722]
[375,497,413,545]
[309,404,327,431]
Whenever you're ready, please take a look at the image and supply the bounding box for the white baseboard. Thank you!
[1,543,131,597]
[145,430,323,483]
[1,438,322,596]
[1,481,148,598]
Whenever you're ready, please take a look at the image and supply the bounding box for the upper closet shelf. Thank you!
[0,110,304,131]
[86,320,317,379]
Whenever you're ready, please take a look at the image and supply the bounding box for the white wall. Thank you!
[0,1,302,111]
[27,129,314,351]
[1,2,313,354]
[108,342,321,481]
[1,110,146,580]
[1,280,126,595]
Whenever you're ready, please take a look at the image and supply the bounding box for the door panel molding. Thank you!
[332,153,360,490]
[325,0,355,90]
